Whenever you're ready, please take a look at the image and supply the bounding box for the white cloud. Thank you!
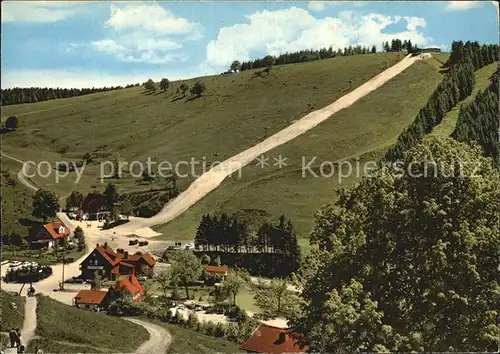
[105,4,203,38]
[308,1,367,12]
[206,7,433,68]
[1,1,88,23]
[91,4,199,65]
[445,1,481,10]
[1,68,210,89]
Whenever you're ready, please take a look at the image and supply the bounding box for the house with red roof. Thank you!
[204,265,229,277]
[73,289,110,311]
[239,323,309,353]
[79,243,155,280]
[108,274,145,302]
[30,219,72,249]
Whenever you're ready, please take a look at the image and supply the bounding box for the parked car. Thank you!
[129,239,139,246]
[138,241,149,246]
[9,261,23,268]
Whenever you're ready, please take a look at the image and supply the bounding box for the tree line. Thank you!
[194,214,301,276]
[237,44,376,72]
[1,86,125,106]
[446,41,499,69]
[384,41,499,162]
[234,38,417,73]
[452,68,499,168]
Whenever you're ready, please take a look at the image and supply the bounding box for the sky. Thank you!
[1,1,498,88]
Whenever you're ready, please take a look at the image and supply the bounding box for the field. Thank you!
[0,291,25,331]
[429,62,498,137]
[31,295,149,353]
[153,54,450,241]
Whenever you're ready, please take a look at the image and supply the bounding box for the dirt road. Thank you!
[1,152,38,192]
[125,318,172,354]
[4,297,37,354]
[116,53,431,235]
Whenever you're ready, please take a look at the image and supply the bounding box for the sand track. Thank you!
[116,54,431,235]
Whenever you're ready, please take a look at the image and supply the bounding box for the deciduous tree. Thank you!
[292,137,500,352]
[32,189,60,222]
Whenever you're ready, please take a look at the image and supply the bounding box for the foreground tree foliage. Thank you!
[291,137,500,352]
[32,189,60,222]
[169,250,203,299]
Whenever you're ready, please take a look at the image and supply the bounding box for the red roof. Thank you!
[94,244,122,265]
[82,244,155,277]
[205,265,228,274]
[239,324,308,354]
[42,220,70,239]
[111,275,145,300]
[74,290,108,305]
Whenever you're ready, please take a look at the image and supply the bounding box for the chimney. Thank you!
[104,242,108,249]
[278,332,286,344]
[96,243,100,248]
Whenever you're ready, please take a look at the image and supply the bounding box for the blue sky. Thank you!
[1,1,498,88]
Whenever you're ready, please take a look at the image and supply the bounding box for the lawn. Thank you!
[0,291,25,331]
[429,62,498,137]
[145,278,263,313]
[153,55,449,241]
[34,295,149,352]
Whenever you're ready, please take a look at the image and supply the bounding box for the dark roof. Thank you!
[239,324,308,354]
[82,193,107,212]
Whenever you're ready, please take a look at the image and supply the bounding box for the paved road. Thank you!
[125,318,172,354]
[116,54,432,235]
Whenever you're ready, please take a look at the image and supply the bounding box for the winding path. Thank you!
[116,53,432,234]
[125,318,172,354]
[1,152,38,192]
[4,297,37,354]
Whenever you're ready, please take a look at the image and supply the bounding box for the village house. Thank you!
[108,274,145,302]
[79,193,110,220]
[79,243,155,280]
[204,265,229,279]
[73,289,110,312]
[30,219,72,249]
[73,274,145,311]
[239,323,309,353]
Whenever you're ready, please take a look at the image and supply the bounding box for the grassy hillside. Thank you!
[2,53,450,247]
[159,322,241,354]
[154,54,450,242]
[429,62,498,137]
[31,295,149,353]
[0,291,25,331]
[2,53,401,199]
[1,157,35,237]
